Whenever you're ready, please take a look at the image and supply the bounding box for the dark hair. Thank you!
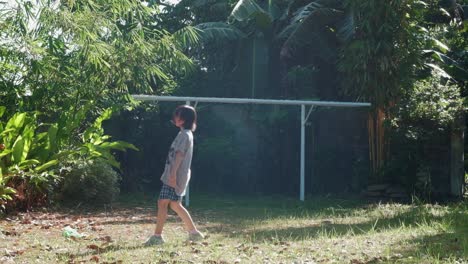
[173,105,197,131]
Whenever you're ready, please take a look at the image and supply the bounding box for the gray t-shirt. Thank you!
[160,129,193,196]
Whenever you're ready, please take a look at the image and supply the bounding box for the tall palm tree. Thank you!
[196,0,354,98]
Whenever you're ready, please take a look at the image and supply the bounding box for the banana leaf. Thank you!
[196,22,246,42]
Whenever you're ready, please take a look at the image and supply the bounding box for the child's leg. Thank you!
[169,201,197,232]
[154,199,170,235]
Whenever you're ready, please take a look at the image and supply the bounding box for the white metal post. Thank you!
[185,100,190,207]
[300,105,305,201]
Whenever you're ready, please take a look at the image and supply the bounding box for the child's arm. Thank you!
[168,151,185,187]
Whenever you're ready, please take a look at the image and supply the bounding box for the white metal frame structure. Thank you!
[133,95,371,206]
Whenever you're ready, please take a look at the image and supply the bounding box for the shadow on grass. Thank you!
[63,194,367,226]
[202,216,415,242]
[197,197,467,262]
[30,194,467,260]
[198,197,468,245]
[391,201,468,261]
[56,244,147,259]
[395,232,468,261]
[18,194,466,263]
[191,194,368,220]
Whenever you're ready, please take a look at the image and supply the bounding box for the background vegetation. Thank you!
[110,0,468,199]
[1,0,468,210]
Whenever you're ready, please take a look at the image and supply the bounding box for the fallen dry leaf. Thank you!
[102,261,123,264]
[99,236,113,243]
[91,226,104,231]
[87,244,101,251]
[44,245,53,251]
[20,219,31,224]
[3,249,25,257]
[40,224,53,229]
[2,230,19,236]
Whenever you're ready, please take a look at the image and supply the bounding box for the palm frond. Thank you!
[291,1,323,24]
[193,0,211,7]
[196,22,246,42]
[277,1,330,40]
[229,0,272,31]
[425,63,452,79]
[423,50,468,81]
[337,10,355,42]
[173,26,202,50]
[230,0,266,22]
[281,7,343,62]
[276,22,298,40]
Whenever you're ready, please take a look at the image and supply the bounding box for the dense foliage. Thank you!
[0,0,196,210]
[60,159,121,205]
[125,0,467,198]
[1,0,467,210]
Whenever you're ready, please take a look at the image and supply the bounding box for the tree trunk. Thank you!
[450,112,464,198]
[368,108,386,180]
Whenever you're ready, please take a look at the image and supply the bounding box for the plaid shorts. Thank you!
[159,184,182,201]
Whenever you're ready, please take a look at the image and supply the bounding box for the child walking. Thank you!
[145,105,204,245]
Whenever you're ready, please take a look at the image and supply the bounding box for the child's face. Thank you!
[173,114,185,128]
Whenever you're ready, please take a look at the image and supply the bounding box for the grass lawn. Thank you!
[1,194,467,263]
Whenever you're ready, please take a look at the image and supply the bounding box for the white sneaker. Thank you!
[144,235,165,246]
[188,230,204,241]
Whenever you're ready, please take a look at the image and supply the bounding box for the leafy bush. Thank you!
[392,74,463,140]
[0,108,61,211]
[385,74,464,197]
[0,106,136,211]
[78,108,138,169]
[0,176,16,210]
[60,159,120,205]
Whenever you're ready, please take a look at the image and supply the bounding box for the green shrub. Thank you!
[0,109,61,211]
[60,159,120,205]
[392,75,463,139]
[385,74,463,198]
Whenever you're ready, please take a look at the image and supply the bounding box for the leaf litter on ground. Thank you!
[0,197,466,263]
